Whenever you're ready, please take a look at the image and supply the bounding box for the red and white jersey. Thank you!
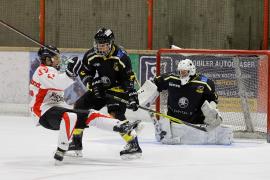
[29,64,74,119]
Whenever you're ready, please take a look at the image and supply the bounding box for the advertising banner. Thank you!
[139,56,173,84]
[137,54,261,112]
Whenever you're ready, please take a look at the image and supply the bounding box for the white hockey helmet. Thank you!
[177,59,196,85]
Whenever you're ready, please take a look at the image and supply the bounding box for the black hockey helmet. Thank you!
[94,28,115,56]
[38,45,61,69]
[38,45,60,60]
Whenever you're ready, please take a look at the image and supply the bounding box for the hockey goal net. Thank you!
[156,49,270,142]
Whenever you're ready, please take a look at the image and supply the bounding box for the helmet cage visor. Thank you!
[179,69,190,79]
[177,59,196,79]
[94,41,112,56]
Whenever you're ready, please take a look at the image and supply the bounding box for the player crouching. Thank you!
[138,59,233,145]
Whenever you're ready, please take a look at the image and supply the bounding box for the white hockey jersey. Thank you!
[29,64,74,119]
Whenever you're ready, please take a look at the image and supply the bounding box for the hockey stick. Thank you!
[105,93,207,132]
[0,20,68,60]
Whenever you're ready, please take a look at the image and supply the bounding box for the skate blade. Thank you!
[64,150,83,157]
[120,153,142,160]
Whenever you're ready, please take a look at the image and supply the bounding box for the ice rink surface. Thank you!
[1,114,270,180]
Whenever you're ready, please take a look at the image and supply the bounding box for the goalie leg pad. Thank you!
[207,125,233,145]
[204,115,222,131]
[169,123,208,144]
[154,117,172,142]
[164,123,233,145]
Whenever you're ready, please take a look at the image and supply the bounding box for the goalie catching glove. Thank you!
[65,56,82,78]
[201,100,222,131]
[138,80,159,107]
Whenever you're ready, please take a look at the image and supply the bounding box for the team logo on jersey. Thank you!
[50,92,64,103]
[196,86,204,93]
[101,76,111,87]
[113,62,119,71]
[178,97,189,108]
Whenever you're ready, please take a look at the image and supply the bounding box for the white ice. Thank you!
[1,114,270,180]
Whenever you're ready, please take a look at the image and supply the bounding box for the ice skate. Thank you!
[64,149,83,157]
[113,120,142,135]
[120,137,142,160]
[54,148,66,165]
[66,132,83,157]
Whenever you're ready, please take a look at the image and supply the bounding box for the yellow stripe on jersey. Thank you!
[163,75,212,91]
[87,55,126,68]
[87,47,126,68]
[108,57,126,68]
[109,87,125,93]
[190,80,212,91]
[164,76,181,81]
[87,54,104,64]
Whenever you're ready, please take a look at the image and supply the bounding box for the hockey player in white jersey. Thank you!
[29,45,142,164]
[138,59,233,145]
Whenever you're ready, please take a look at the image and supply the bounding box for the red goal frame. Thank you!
[156,48,270,142]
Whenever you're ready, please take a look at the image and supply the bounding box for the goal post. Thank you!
[156,48,270,142]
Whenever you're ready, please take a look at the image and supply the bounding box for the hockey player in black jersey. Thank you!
[66,27,141,159]
[138,59,233,145]
[154,59,217,125]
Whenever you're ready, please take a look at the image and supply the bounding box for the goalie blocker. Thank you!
[138,80,233,145]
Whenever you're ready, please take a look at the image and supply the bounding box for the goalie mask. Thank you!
[38,45,61,70]
[177,59,196,85]
[94,28,115,56]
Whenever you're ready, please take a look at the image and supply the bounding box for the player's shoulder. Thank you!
[157,73,180,81]
[35,64,49,74]
[196,74,209,82]
[192,74,214,86]
[82,48,97,65]
[34,65,57,77]
[84,48,96,59]
[113,45,128,59]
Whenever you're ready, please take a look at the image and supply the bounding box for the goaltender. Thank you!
[138,59,233,145]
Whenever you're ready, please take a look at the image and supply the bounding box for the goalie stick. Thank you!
[105,93,208,132]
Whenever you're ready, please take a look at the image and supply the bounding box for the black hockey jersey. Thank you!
[78,45,135,92]
[154,73,218,124]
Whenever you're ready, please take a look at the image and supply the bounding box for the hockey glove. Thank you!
[127,89,139,111]
[92,77,104,98]
[66,56,82,78]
